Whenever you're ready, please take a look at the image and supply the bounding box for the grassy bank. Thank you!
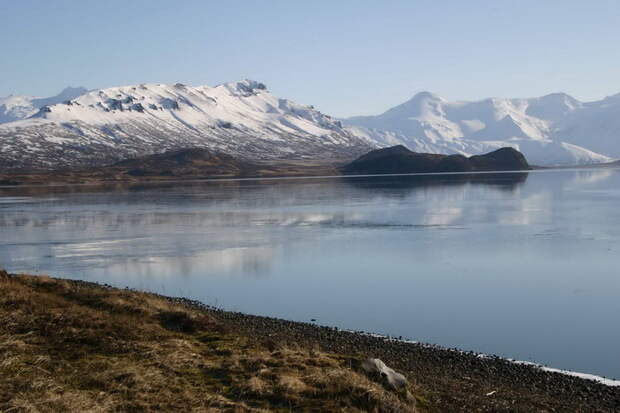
[1,271,618,412]
[0,160,341,187]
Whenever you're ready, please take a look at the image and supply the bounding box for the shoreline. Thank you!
[342,332,620,388]
[5,270,619,387]
[2,166,619,191]
[2,271,618,412]
[168,292,620,385]
[512,361,620,388]
[166,293,620,412]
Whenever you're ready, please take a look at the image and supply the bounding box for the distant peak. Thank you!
[53,86,88,100]
[242,79,267,88]
[399,91,444,109]
[537,92,578,103]
[410,91,442,101]
[541,92,571,98]
[217,79,267,96]
[601,92,620,104]
[60,86,88,94]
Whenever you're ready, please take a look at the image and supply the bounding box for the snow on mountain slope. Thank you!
[345,92,616,166]
[2,83,618,169]
[0,87,88,123]
[0,80,372,170]
[551,93,620,158]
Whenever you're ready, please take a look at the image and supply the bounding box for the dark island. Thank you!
[342,145,531,175]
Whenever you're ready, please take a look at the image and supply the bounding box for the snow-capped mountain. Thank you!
[0,86,88,123]
[2,81,619,170]
[0,80,371,170]
[344,92,617,166]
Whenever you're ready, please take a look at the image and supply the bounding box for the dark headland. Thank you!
[1,270,618,412]
[342,146,531,175]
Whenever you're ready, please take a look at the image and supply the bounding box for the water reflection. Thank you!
[570,169,614,185]
[341,172,529,195]
[1,170,620,378]
[0,174,532,273]
[99,246,276,280]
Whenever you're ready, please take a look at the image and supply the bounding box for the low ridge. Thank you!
[342,145,530,175]
[111,147,259,177]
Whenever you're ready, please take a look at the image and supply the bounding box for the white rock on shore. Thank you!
[362,358,408,389]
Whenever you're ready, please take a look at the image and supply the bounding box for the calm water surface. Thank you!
[1,170,619,378]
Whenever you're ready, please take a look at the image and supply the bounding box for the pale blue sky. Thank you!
[1,0,619,116]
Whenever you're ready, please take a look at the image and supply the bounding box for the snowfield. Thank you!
[0,81,372,169]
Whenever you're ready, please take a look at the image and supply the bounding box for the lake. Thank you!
[1,169,619,379]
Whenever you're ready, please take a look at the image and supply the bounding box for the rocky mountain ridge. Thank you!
[0,80,371,170]
[1,82,619,170]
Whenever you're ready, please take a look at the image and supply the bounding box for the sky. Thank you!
[1,0,619,117]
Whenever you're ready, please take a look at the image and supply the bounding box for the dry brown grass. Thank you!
[0,274,418,412]
[225,345,418,412]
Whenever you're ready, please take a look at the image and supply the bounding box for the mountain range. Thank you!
[344,91,618,166]
[0,81,371,170]
[0,81,618,170]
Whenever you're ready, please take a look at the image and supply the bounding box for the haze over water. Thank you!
[1,169,619,379]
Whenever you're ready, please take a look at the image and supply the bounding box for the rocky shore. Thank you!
[173,297,620,412]
[1,271,619,412]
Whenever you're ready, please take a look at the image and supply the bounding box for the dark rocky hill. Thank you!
[111,147,259,177]
[342,145,530,175]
